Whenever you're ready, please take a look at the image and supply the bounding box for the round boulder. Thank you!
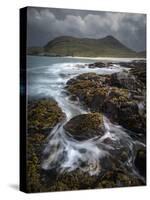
[64,113,104,141]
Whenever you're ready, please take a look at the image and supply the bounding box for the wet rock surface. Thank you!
[40,155,144,192]
[64,113,104,140]
[66,61,146,134]
[28,98,65,135]
[88,62,107,68]
[27,98,65,192]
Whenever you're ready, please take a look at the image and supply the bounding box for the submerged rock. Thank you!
[64,113,104,140]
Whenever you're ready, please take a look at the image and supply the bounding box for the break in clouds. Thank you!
[27,7,146,51]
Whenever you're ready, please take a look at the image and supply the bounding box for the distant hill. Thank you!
[28,35,146,58]
[136,51,146,58]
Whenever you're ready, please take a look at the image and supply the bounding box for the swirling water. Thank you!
[27,55,145,181]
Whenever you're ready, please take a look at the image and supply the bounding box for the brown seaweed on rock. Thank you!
[64,113,104,140]
[66,69,146,134]
[26,98,65,193]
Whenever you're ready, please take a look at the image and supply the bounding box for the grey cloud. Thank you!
[27,7,146,51]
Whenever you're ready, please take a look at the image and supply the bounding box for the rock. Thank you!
[96,170,143,188]
[26,98,64,193]
[66,72,146,134]
[59,73,68,78]
[66,73,111,109]
[75,64,85,68]
[134,149,146,177]
[41,152,145,192]
[66,78,78,85]
[42,169,99,191]
[110,71,144,93]
[69,95,78,101]
[66,72,109,89]
[117,61,146,86]
[120,151,129,162]
[28,98,64,135]
[130,65,146,86]
[88,62,106,68]
[64,113,104,140]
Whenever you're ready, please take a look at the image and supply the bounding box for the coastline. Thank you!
[27,54,146,62]
[62,56,146,61]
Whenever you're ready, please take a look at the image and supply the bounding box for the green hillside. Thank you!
[28,35,146,58]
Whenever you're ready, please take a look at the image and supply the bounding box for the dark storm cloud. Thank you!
[27,7,146,51]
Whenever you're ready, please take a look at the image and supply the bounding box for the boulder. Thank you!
[64,113,104,140]
[110,71,144,93]
[28,98,64,135]
[88,62,106,68]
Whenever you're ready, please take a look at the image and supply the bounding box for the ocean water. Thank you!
[27,55,128,99]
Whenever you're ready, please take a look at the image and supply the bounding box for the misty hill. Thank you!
[136,51,146,58]
[28,35,146,58]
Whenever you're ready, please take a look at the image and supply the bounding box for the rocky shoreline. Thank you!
[66,61,146,135]
[26,60,146,192]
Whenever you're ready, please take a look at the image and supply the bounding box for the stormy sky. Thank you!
[27,7,146,51]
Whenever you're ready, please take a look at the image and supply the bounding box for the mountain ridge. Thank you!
[28,35,146,58]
